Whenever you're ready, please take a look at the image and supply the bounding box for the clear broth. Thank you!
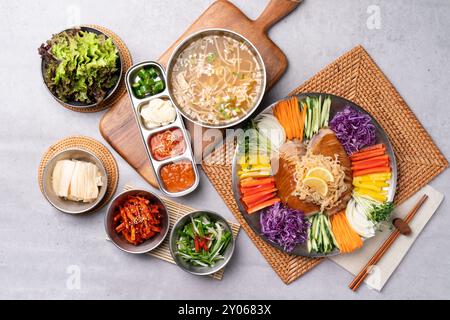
[170,34,264,126]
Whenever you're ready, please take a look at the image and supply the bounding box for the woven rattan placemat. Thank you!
[60,25,132,113]
[201,45,448,284]
[38,135,119,213]
[106,184,241,281]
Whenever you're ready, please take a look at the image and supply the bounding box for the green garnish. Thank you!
[132,67,165,98]
[368,202,394,224]
[206,52,216,64]
[175,214,232,267]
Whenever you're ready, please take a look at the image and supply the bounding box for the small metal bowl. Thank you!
[40,26,123,109]
[42,148,108,214]
[166,28,267,129]
[105,189,170,254]
[169,210,235,276]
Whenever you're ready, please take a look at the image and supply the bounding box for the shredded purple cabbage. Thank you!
[329,106,376,154]
[260,202,309,252]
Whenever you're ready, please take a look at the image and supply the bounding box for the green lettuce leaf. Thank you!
[39,29,119,104]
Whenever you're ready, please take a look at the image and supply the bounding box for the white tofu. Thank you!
[52,160,75,198]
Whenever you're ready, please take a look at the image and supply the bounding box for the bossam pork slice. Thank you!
[273,129,353,216]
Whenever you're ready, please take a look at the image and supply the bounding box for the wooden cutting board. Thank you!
[99,0,302,187]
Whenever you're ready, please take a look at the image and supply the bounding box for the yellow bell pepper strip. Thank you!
[238,171,272,179]
[240,164,271,171]
[352,181,382,192]
[354,187,387,202]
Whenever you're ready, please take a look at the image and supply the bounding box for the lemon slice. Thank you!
[306,167,334,183]
[302,177,329,196]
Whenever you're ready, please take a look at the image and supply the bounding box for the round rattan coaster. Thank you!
[59,25,133,113]
[38,136,119,213]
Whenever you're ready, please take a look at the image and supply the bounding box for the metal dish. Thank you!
[125,61,199,197]
[231,93,398,258]
[169,210,235,276]
[166,28,267,129]
[104,189,170,254]
[42,148,108,214]
[40,26,123,109]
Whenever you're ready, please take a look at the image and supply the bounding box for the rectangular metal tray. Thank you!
[125,61,199,197]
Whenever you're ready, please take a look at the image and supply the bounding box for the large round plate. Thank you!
[232,93,397,258]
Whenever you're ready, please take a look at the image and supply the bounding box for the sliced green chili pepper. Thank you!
[132,67,165,98]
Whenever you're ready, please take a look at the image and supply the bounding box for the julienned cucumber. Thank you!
[321,96,331,127]
[307,227,312,252]
[307,213,336,254]
[305,97,310,139]
[302,95,331,140]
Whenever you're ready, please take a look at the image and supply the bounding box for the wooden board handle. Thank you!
[254,0,302,33]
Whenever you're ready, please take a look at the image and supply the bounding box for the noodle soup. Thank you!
[168,30,265,127]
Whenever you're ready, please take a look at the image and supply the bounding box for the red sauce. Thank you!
[160,161,195,193]
[149,128,186,161]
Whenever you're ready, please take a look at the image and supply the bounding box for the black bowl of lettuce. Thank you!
[39,26,122,108]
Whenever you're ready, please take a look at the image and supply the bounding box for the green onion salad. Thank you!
[175,214,232,267]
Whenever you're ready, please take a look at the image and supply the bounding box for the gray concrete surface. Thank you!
[0,0,449,299]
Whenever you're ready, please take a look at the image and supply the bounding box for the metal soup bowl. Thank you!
[166,28,267,129]
[169,210,235,276]
[40,26,123,109]
[105,189,170,254]
[42,148,108,214]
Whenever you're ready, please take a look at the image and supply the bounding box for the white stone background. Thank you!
[0,0,449,299]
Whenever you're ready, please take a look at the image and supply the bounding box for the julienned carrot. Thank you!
[247,198,281,214]
[283,100,293,139]
[351,155,390,165]
[290,97,300,139]
[274,97,305,140]
[350,149,386,161]
[350,148,385,159]
[332,214,350,252]
[276,101,291,139]
[244,192,276,207]
[241,181,275,191]
[285,98,294,138]
[242,188,278,204]
[351,160,389,171]
[240,177,275,188]
[351,143,385,155]
[240,182,275,195]
[287,99,296,139]
[290,98,300,138]
[353,166,391,177]
[291,98,297,138]
[331,211,363,254]
[241,186,275,197]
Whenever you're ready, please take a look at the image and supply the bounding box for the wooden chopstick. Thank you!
[348,194,428,291]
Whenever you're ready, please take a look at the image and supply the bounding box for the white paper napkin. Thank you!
[329,185,444,291]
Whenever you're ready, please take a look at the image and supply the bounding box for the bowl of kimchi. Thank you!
[105,189,170,254]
